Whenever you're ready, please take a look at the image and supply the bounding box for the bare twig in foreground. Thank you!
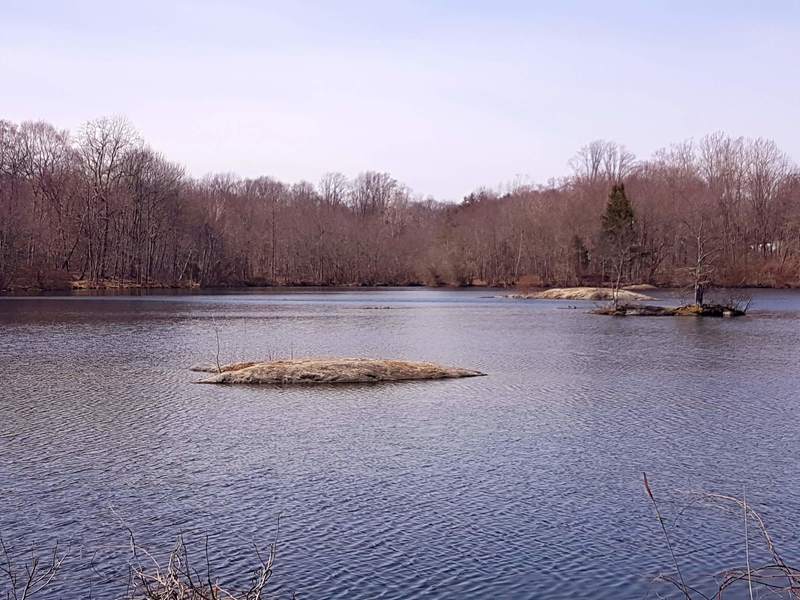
[644,473,692,600]
[644,478,800,600]
[125,532,280,600]
[0,537,70,600]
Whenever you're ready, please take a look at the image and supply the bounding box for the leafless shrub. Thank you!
[0,526,290,600]
[699,492,800,599]
[124,532,283,600]
[643,474,800,599]
[0,537,69,600]
[706,289,753,314]
[724,293,752,314]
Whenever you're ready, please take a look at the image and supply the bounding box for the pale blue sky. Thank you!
[2,1,799,199]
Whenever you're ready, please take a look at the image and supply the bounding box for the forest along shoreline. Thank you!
[2,118,799,294]
[1,280,792,296]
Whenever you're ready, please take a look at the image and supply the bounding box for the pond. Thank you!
[1,288,799,599]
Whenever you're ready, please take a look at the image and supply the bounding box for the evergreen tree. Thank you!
[601,184,636,245]
[600,184,637,306]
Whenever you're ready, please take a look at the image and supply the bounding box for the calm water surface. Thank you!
[1,288,799,599]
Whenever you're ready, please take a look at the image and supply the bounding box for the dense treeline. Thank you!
[1,117,799,291]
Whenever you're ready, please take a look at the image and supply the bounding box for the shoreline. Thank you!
[3,280,800,296]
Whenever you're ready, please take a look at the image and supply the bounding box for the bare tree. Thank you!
[318,172,349,207]
[745,137,791,258]
[570,140,636,183]
[78,116,140,281]
[569,140,606,183]
[683,217,716,306]
[349,171,396,216]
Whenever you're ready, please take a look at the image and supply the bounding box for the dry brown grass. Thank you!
[192,358,485,384]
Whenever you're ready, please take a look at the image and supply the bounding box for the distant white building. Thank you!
[750,240,783,254]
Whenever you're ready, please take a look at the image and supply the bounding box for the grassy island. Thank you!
[191,358,485,384]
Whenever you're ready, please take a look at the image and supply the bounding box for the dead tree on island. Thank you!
[684,217,717,307]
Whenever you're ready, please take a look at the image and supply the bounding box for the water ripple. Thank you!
[1,289,799,599]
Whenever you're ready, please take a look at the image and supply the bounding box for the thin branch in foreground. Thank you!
[743,486,754,600]
[643,472,693,600]
[0,537,70,600]
[211,314,222,374]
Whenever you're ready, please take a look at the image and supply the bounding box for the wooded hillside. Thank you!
[1,118,798,291]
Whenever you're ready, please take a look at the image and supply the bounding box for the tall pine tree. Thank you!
[601,184,635,244]
[601,184,637,306]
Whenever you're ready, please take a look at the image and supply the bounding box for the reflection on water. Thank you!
[1,288,799,599]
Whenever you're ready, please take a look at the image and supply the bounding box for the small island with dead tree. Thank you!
[588,184,750,317]
[592,302,748,317]
[507,184,752,318]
